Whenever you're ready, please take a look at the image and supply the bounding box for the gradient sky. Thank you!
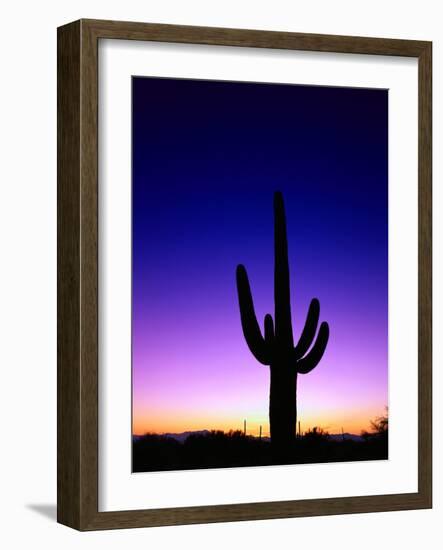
[132,77,388,437]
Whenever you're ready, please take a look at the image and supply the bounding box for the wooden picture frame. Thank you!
[57,18,432,530]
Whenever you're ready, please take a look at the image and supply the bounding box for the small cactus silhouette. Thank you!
[236,191,329,449]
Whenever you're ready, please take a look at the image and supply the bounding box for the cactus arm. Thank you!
[273,191,294,347]
[264,314,275,347]
[236,264,271,365]
[295,321,330,374]
[293,298,320,360]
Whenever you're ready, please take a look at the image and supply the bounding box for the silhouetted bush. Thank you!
[133,426,388,473]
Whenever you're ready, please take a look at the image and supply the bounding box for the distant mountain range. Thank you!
[327,433,364,442]
[132,430,211,443]
[163,430,211,443]
[133,430,364,443]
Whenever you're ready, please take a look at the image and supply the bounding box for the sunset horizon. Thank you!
[133,408,388,438]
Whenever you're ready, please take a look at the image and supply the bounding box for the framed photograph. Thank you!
[57,19,432,530]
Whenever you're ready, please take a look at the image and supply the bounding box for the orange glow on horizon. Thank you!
[133,407,385,438]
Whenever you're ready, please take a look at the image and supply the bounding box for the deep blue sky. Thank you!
[132,76,388,435]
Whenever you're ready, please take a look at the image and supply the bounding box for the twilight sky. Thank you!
[132,76,388,436]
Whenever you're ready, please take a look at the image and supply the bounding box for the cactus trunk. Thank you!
[270,191,297,446]
[269,365,297,447]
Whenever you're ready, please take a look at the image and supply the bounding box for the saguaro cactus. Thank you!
[236,192,329,449]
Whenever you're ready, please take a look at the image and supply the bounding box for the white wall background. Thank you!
[0,1,440,547]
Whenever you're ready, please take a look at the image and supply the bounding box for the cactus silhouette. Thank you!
[236,191,329,449]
